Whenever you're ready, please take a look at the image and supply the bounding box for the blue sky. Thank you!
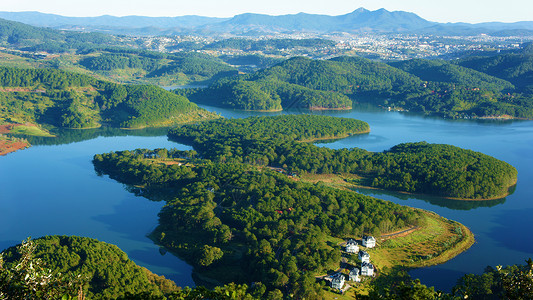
[2,0,532,23]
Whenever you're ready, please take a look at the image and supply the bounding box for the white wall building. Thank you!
[361,262,374,276]
[345,239,359,253]
[362,235,376,248]
[358,250,370,263]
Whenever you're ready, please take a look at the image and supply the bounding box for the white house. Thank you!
[358,250,370,263]
[349,268,360,282]
[362,235,376,248]
[345,239,359,253]
[331,272,345,290]
[361,262,374,276]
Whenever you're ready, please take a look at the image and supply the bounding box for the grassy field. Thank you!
[8,124,54,137]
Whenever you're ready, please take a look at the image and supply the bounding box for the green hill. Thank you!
[0,17,115,52]
[182,54,533,119]
[0,66,218,131]
[181,56,422,111]
[456,45,533,93]
[390,58,515,92]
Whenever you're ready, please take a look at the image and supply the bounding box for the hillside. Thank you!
[389,59,515,92]
[0,17,117,52]
[456,45,533,93]
[0,67,218,131]
[183,54,533,119]
[181,56,421,111]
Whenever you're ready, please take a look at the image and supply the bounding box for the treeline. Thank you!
[203,38,336,52]
[219,54,285,69]
[93,149,420,298]
[0,66,217,129]
[169,115,369,143]
[168,116,516,199]
[80,51,236,80]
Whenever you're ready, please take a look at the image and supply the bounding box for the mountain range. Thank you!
[1,8,533,36]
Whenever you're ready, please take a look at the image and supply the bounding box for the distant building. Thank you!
[362,235,376,248]
[331,272,345,290]
[345,239,359,253]
[349,268,360,282]
[358,250,370,263]
[361,262,374,276]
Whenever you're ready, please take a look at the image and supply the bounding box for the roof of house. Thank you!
[331,272,345,282]
[363,235,376,241]
[349,268,360,275]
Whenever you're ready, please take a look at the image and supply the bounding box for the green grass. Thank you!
[10,125,54,137]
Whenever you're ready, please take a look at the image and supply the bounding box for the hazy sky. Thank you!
[2,0,532,23]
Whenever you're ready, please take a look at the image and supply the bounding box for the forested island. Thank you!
[167,115,517,200]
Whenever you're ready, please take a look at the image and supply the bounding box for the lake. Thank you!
[1,104,532,292]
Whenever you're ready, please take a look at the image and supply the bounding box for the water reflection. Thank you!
[354,187,507,210]
[18,127,171,146]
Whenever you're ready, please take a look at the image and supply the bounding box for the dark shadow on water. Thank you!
[488,207,533,254]
[91,195,163,244]
[128,248,195,287]
[11,127,170,147]
[410,266,467,293]
[354,187,507,211]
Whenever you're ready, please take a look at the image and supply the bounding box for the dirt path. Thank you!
[380,226,419,240]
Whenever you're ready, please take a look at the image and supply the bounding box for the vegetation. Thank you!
[456,44,533,93]
[93,148,422,297]
[0,66,218,131]
[3,235,529,299]
[79,51,237,86]
[168,116,516,199]
[452,258,533,299]
[0,236,178,299]
[203,38,336,52]
[89,114,502,297]
[180,53,533,118]
[390,58,515,92]
[0,18,117,53]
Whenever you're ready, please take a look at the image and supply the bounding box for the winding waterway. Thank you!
[1,104,532,292]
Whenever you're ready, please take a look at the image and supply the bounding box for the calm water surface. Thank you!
[1,105,532,292]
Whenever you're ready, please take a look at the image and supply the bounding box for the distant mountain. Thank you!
[201,8,433,33]
[0,9,532,36]
[0,11,228,28]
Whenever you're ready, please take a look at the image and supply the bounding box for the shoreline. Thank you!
[299,129,371,143]
[0,137,30,156]
[350,182,516,201]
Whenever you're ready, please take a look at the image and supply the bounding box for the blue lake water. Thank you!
[1,104,532,292]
